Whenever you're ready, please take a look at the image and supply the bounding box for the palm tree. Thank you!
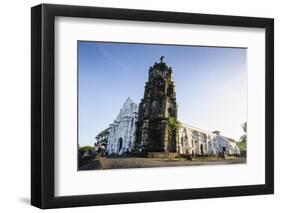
[239,122,247,150]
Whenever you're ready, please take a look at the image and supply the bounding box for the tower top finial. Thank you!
[160,56,164,63]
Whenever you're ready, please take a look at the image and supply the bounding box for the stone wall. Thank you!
[106,98,138,155]
[178,123,241,156]
[136,58,179,153]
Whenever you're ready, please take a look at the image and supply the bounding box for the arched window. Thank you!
[117,138,123,153]
[131,117,134,129]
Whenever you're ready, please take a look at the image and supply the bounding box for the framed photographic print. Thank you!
[31,3,274,209]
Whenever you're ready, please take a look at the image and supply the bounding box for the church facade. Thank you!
[102,57,240,157]
[106,98,138,155]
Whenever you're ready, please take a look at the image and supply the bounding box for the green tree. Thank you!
[238,122,247,150]
[79,146,93,152]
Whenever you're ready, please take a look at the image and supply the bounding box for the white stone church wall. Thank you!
[106,98,138,155]
[179,124,240,156]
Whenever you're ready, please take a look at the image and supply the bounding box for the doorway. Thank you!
[117,137,123,153]
[200,144,204,156]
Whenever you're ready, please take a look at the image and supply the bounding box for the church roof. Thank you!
[181,122,235,141]
[181,122,216,136]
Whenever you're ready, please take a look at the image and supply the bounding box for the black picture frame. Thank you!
[31,3,274,209]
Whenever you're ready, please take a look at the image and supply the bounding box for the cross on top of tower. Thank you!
[160,56,164,63]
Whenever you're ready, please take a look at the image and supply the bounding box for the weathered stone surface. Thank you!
[135,57,179,153]
[178,124,240,156]
[147,152,180,159]
[95,127,111,150]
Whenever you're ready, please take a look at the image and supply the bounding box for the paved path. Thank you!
[79,157,246,170]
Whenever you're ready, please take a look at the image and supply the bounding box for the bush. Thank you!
[79,146,93,152]
[168,117,181,130]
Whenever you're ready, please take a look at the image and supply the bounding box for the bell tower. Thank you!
[136,56,179,153]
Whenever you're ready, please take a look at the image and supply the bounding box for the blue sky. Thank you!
[78,41,247,147]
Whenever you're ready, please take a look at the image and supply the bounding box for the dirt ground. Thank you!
[79,156,246,170]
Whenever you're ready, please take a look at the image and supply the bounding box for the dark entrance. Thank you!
[222,146,226,159]
[200,144,204,156]
[118,138,123,153]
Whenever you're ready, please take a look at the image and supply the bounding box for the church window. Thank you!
[131,118,134,129]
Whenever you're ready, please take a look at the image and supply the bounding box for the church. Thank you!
[106,98,138,155]
[103,57,240,157]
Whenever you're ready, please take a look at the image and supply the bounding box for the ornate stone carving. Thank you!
[135,57,179,153]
